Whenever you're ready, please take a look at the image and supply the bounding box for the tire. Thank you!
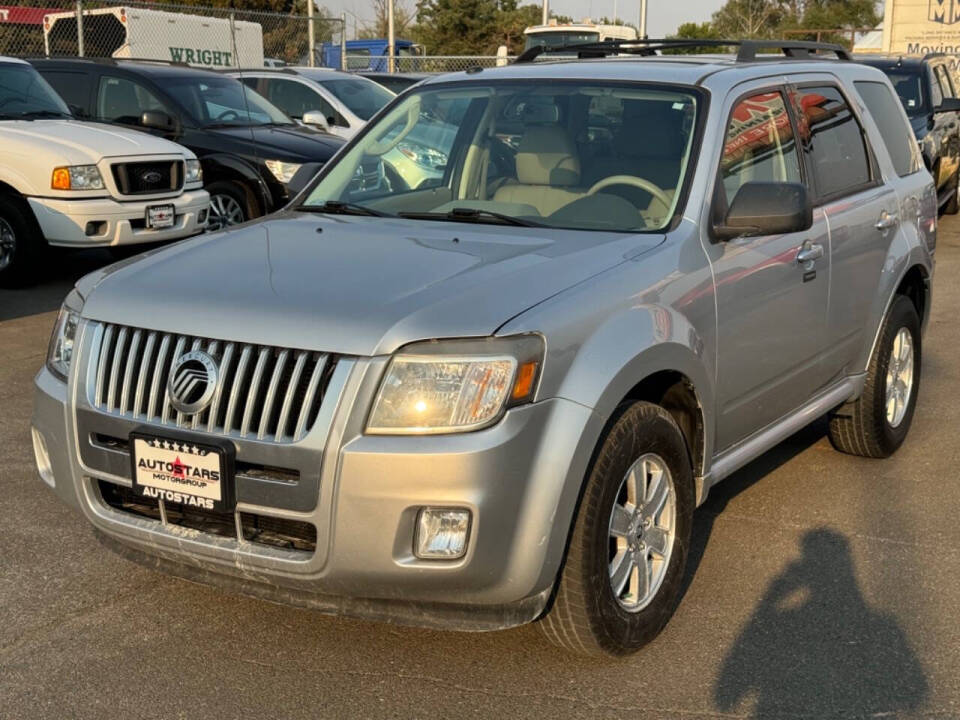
[944,169,959,215]
[206,181,252,231]
[539,401,694,656]
[828,295,922,458]
[0,193,43,288]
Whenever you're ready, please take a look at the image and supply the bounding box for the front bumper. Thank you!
[32,337,603,631]
[27,189,209,247]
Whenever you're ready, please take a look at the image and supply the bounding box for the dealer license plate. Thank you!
[130,432,234,512]
[146,204,175,229]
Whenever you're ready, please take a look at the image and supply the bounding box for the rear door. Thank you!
[789,81,899,379]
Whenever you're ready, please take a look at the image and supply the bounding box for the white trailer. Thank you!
[43,6,264,68]
[522,20,638,53]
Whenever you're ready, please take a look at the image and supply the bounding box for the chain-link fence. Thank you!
[0,0,345,68]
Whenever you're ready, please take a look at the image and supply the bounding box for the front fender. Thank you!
[202,153,273,213]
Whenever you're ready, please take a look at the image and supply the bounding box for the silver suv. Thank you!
[32,41,937,656]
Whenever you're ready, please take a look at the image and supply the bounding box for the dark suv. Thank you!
[861,54,960,213]
[31,59,344,229]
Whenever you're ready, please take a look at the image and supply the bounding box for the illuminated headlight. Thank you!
[46,289,83,382]
[397,142,448,170]
[185,159,203,184]
[366,335,544,435]
[265,159,302,184]
[51,165,104,190]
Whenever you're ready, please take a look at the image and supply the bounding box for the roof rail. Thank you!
[30,56,192,68]
[514,38,852,64]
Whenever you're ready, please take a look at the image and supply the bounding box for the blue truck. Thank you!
[320,39,421,71]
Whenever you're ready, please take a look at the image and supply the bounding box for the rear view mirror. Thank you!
[935,97,960,113]
[140,110,176,133]
[714,182,812,240]
[302,110,329,132]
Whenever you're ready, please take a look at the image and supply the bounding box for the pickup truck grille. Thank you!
[111,160,183,195]
[90,324,335,443]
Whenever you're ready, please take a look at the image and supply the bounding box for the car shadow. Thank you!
[0,248,113,322]
[713,528,928,717]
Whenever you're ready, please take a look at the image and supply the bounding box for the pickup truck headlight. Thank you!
[46,289,84,382]
[366,335,544,435]
[51,165,104,191]
[185,159,203,184]
[265,159,302,184]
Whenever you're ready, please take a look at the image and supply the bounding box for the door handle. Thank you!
[796,242,824,264]
[875,211,899,231]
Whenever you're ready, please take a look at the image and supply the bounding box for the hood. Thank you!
[0,119,192,165]
[79,213,664,356]
[211,125,344,162]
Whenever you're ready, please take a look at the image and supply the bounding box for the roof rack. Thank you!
[514,38,852,64]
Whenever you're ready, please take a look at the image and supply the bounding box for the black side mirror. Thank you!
[286,162,323,197]
[935,97,960,113]
[714,182,812,240]
[140,110,176,133]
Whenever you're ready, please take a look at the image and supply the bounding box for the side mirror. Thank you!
[301,110,329,132]
[714,182,812,240]
[140,110,176,133]
[934,97,960,113]
[286,162,323,197]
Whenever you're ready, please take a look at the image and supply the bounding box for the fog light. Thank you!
[415,508,470,559]
[31,427,54,488]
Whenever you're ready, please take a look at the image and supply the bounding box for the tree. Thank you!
[711,0,784,38]
[664,21,723,54]
[359,0,418,39]
[492,0,541,54]
[415,0,499,54]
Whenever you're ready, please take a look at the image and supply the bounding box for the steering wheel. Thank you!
[586,175,672,210]
[215,109,241,122]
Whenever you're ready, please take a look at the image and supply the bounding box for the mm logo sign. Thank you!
[930,0,960,25]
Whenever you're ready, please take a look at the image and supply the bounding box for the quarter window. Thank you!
[792,86,871,200]
[855,81,922,178]
[719,91,802,206]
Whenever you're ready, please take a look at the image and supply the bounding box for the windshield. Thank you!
[302,81,700,233]
[0,62,70,118]
[165,76,292,127]
[876,69,926,116]
[320,77,394,120]
[523,31,600,52]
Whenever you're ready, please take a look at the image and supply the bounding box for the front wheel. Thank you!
[0,194,42,288]
[539,401,694,656]
[206,181,251,231]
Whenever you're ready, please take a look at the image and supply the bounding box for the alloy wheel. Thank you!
[0,216,16,272]
[885,327,915,428]
[207,194,246,231]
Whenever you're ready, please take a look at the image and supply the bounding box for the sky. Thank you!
[323,0,726,41]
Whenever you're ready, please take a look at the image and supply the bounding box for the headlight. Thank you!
[397,142,448,170]
[265,159,302,184]
[51,165,104,190]
[367,335,544,435]
[46,289,83,382]
[185,159,203,184]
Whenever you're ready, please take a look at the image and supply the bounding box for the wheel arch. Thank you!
[201,154,271,216]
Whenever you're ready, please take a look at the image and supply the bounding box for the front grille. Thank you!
[98,480,317,552]
[112,160,183,195]
[91,324,336,443]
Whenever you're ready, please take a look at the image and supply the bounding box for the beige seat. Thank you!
[493,125,584,216]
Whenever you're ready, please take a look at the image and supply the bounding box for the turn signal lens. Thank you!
[512,361,538,401]
[51,167,71,190]
[51,165,104,190]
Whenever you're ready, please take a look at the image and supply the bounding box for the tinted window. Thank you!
[855,81,921,177]
[793,86,871,199]
[37,70,90,116]
[0,62,70,118]
[97,76,167,125]
[883,70,926,115]
[164,76,291,127]
[720,91,802,205]
[259,77,336,122]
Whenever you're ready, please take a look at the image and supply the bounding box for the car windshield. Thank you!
[0,62,70,118]
[523,31,600,51]
[880,70,926,116]
[318,76,394,121]
[165,76,292,127]
[301,81,700,233]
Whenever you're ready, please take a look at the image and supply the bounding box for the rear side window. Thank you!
[38,70,91,116]
[719,91,802,205]
[792,86,872,200]
[855,81,921,178]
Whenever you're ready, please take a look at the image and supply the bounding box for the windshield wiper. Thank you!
[19,110,70,119]
[300,201,394,218]
[398,207,543,227]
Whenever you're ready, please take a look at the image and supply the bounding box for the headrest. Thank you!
[515,124,581,186]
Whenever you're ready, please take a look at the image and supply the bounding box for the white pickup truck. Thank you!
[0,57,209,285]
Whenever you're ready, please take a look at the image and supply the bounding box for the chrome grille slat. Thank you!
[90,324,334,443]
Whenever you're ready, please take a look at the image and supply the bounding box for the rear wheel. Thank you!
[206,181,251,231]
[539,401,694,656]
[0,194,42,288]
[828,295,922,458]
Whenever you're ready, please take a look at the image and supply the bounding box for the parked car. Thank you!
[231,67,394,140]
[34,41,936,657]
[860,53,960,213]
[31,59,344,229]
[358,71,433,94]
[0,56,207,285]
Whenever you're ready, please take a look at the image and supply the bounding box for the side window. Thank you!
[264,78,345,126]
[855,81,922,178]
[719,91,802,205]
[38,70,91,116]
[928,67,944,108]
[792,85,872,200]
[935,65,955,99]
[97,76,167,126]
